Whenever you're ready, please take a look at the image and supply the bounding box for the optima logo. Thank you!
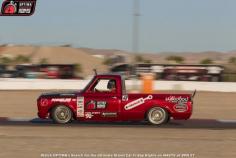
[0,0,37,16]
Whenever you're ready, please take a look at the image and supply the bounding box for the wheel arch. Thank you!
[48,103,77,120]
[144,104,170,120]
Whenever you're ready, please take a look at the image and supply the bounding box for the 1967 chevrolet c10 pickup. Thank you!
[37,73,195,125]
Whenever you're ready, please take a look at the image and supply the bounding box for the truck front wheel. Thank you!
[147,107,169,125]
[51,105,73,124]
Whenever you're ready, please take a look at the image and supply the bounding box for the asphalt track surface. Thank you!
[0,91,236,158]
[0,118,236,130]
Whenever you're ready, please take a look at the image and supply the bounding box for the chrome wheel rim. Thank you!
[149,108,166,124]
[55,106,71,122]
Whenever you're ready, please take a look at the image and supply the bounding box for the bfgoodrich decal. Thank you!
[51,98,71,102]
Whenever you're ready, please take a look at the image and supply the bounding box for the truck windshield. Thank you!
[82,76,95,92]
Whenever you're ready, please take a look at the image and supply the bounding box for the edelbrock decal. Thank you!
[77,97,84,117]
[124,95,153,110]
[165,96,188,103]
[165,96,189,112]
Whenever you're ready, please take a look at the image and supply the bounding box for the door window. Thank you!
[90,79,117,93]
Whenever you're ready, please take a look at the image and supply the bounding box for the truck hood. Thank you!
[40,91,80,98]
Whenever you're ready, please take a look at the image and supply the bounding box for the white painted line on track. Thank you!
[217,119,236,123]
[0,117,34,122]
[7,118,33,122]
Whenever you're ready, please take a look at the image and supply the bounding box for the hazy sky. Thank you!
[1,0,236,53]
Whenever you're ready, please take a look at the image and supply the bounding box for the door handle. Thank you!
[112,96,117,99]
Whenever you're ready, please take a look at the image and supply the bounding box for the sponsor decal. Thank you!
[165,96,189,112]
[102,112,117,117]
[85,112,93,119]
[165,96,189,103]
[173,104,188,112]
[85,111,100,119]
[86,100,96,110]
[91,112,100,115]
[97,101,107,109]
[77,97,84,117]
[124,95,153,110]
[86,100,107,110]
[0,0,37,16]
[51,98,71,102]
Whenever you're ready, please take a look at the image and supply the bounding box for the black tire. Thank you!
[51,105,73,124]
[166,115,171,123]
[147,107,169,125]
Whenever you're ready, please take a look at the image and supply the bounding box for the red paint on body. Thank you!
[37,74,193,123]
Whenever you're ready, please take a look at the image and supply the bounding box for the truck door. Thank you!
[83,78,121,121]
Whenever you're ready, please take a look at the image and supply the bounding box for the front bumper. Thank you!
[37,111,49,119]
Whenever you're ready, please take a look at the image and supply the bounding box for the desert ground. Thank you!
[0,90,236,158]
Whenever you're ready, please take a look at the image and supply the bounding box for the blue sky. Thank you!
[0,0,236,53]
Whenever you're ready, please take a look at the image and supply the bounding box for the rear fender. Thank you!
[144,102,171,120]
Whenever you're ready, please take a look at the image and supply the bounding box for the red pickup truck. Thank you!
[37,74,195,125]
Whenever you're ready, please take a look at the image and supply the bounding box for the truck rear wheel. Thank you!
[51,105,72,124]
[147,107,169,125]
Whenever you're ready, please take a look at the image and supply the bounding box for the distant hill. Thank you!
[78,47,236,64]
[1,45,236,76]
[0,45,108,77]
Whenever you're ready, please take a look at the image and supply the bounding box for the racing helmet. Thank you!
[107,79,116,90]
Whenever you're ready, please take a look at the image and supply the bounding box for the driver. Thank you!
[107,79,116,93]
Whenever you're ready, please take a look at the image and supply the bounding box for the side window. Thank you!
[90,79,117,93]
